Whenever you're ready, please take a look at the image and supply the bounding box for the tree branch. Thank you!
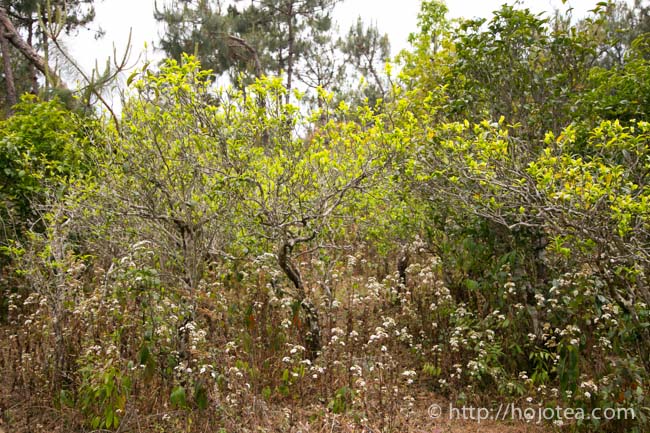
[227,34,262,78]
[0,6,65,88]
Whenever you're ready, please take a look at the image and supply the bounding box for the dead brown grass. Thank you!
[1,386,554,433]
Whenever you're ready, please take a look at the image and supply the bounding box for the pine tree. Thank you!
[156,0,339,98]
[338,18,390,107]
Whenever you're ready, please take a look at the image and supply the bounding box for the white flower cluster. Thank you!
[401,370,417,385]
[329,327,347,347]
[559,324,581,346]
[580,380,598,398]
[504,281,517,295]
[368,326,389,345]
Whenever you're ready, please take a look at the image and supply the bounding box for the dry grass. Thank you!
[1,384,554,433]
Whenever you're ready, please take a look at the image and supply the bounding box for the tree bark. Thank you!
[285,4,295,104]
[0,29,17,112]
[278,240,321,359]
[27,22,38,94]
[0,6,65,88]
[397,244,410,290]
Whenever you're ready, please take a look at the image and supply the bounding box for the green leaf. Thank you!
[138,344,151,365]
[126,70,139,87]
[170,385,188,408]
[59,389,74,408]
[194,383,209,410]
[105,411,114,429]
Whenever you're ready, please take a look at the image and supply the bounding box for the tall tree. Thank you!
[260,0,339,100]
[0,0,98,115]
[155,1,257,82]
[297,28,344,107]
[0,29,17,113]
[338,18,391,107]
[590,0,650,67]
[156,0,339,99]
[444,5,598,139]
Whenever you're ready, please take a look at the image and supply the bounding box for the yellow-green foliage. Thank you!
[3,2,650,431]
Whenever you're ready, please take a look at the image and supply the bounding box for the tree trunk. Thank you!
[0,7,65,88]
[397,244,410,290]
[27,22,38,94]
[285,5,295,104]
[278,240,321,359]
[0,29,17,112]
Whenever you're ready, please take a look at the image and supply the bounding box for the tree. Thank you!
[79,56,387,359]
[447,5,598,140]
[338,18,391,107]
[590,0,650,68]
[401,1,650,141]
[0,1,98,114]
[392,3,650,419]
[576,34,650,124]
[237,85,386,357]
[0,28,18,114]
[296,28,343,108]
[156,0,340,99]
[260,0,339,100]
[155,1,262,83]
[85,57,244,291]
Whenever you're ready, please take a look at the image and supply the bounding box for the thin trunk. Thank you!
[278,240,321,359]
[364,53,385,100]
[0,30,17,112]
[285,6,295,104]
[397,244,410,290]
[27,22,38,94]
